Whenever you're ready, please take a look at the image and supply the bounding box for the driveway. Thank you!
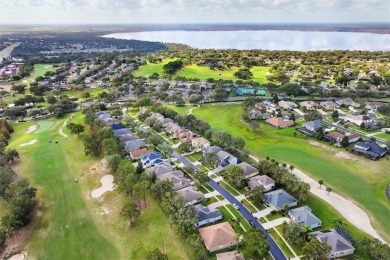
[208,200,229,210]
[262,217,291,230]
[172,151,200,172]
[208,180,287,260]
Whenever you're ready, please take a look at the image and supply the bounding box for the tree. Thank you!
[360,122,366,129]
[246,186,264,204]
[281,203,290,215]
[332,218,347,228]
[305,111,322,121]
[315,127,324,140]
[331,110,339,120]
[46,95,57,105]
[4,149,19,163]
[243,229,269,259]
[120,200,140,226]
[249,120,260,131]
[224,165,246,189]
[340,136,349,147]
[147,134,164,146]
[202,152,219,168]
[358,237,390,259]
[302,238,331,260]
[318,180,324,188]
[151,180,174,201]
[11,84,26,94]
[289,113,295,122]
[175,98,185,107]
[145,248,168,260]
[326,187,332,195]
[283,221,303,245]
[107,154,122,173]
[136,161,144,175]
[289,165,294,173]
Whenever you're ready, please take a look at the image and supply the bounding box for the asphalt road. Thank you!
[172,150,201,172]
[208,179,287,260]
[0,42,21,62]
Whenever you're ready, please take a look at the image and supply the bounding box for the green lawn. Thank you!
[170,103,390,243]
[375,132,390,141]
[8,114,193,259]
[219,181,240,196]
[268,229,295,258]
[133,59,269,82]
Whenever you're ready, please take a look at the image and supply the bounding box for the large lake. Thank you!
[104,30,390,51]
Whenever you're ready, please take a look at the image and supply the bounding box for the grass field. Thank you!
[8,114,193,259]
[133,59,269,83]
[170,103,390,243]
[21,64,56,87]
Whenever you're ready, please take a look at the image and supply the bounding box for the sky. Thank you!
[0,0,389,24]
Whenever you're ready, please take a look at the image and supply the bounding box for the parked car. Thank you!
[233,203,240,210]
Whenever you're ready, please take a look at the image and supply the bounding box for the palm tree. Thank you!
[332,218,347,228]
[289,165,294,173]
[302,224,313,241]
[318,180,324,188]
[281,204,290,216]
[326,187,332,195]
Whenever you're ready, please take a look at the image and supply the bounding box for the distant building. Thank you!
[266,117,295,129]
[353,141,387,160]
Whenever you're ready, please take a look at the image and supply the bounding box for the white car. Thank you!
[233,203,240,210]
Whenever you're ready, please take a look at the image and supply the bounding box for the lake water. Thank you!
[104,30,390,51]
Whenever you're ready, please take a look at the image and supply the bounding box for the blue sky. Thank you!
[0,0,389,24]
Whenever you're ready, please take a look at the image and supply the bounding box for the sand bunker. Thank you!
[8,251,27,260]
[20,140,37,147]
[91,175,115,198]
[26,125,37,134]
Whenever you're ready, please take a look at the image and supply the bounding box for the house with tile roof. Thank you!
[320,101,339,110]
[216,251,245,260]
[264,189,298,211]
[192,137,211,150]
[288,206,322,228]
[236,162,259,178]
[266,117,295,129]
[300,101,317,111]
[176,186,204,206]
[248,175,275,192]
[157,171,191,191]
[130,148,154,159]
[199,222,238,252]
[194,204,223,227]
[310,229,355,259]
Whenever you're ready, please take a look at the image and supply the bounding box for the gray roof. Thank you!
[125,139,145,151]
[288,206,321,226]
[176,186,204,202]
[264,189,297,208]
[204,146,223,154]
[248,175,275,189]
[310,229,355,255]
[114,128,132,136]
[304,119,321,130]
[194,204,222,223]
[146,163,173,176]
[237,162,258,177]
[158,171,191,191]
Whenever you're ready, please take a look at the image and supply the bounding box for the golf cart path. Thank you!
[187,105,200,115]
[59,117,71,138]
[249,154,386,243]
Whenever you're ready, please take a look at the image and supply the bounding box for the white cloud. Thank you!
[0,0,388,24]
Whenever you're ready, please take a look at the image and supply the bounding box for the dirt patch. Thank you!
[25,125,37,134]
[309,140,364,164]
[19,139,37,147]
[0,228,28,259]
[7,251,27,260]
[84,159,108,176]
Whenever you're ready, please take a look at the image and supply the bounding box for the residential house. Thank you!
[300,101,317,111]
[141,152,163,167]
[288,206,322,229]
[97,112,111,119]
[249,109,262,120]
[204,146,223,155]
[179,130,198,143]
[346,114,372,126]
[113,128,132,136]
[366,102,384,111]
[304,120,322,132]
[216,150,239,170]
[125,139,146,152]
[111,123,126,130]
[157,171,191,191]
[336,98,360,108]
[119,133,139,143]
[194,204,223,227]
[137,107,150,116]
[278,100,298,110]
[264,189,298,211]
[146,163,173,177]
[130,148,154,159]
[266,117,295,129]
[310,229,355,259]
[165,122,181,134]
[320,101,339,110]
[176,186,204,206]
[216,251,245,260]
[192,137,211,150]
[237,162,259,178]
[324,132,359,144]
[248,175,275,192]
[353,141,388,159]
[102,117,119,125]
[199,222,238,252]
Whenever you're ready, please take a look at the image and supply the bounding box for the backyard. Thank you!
[170,102,390,243]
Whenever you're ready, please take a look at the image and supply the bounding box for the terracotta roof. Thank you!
[130,148,154,158]
[266,117,294,128]
[216,251,245,260]
[199,222,237,250]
